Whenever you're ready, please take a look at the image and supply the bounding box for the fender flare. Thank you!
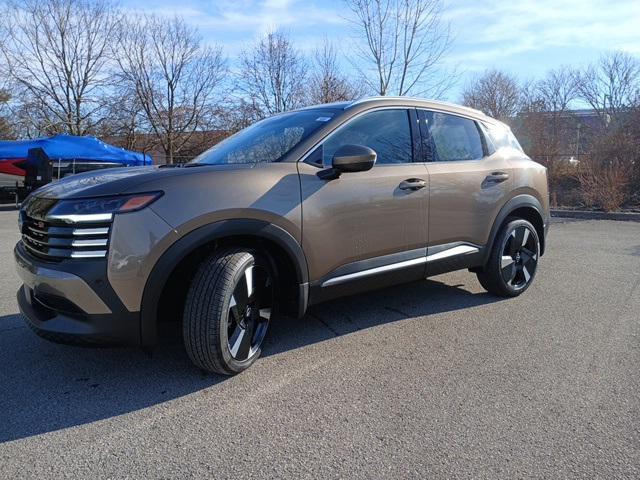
[139,219,309,346]
[482,194,547,265]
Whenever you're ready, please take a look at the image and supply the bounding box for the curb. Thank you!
[551,209,640,222]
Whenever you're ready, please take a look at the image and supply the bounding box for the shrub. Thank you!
[549,163,581,207]
[576,161,631,211]
[575,123,639,211]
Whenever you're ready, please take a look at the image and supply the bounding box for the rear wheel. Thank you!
[183,248,274,375]
[477,218,540,297]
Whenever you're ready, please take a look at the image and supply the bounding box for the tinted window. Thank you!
[323,109,413,165]
[425,111,483,161]
[192,109,337,165]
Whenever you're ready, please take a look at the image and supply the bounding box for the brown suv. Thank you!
[15,97,549,374]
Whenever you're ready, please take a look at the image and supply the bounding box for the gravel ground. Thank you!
[0,209,638,479]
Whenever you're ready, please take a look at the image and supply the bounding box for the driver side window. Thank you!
[322,109,413,166]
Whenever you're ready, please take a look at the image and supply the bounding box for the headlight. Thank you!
[45,192,163,223]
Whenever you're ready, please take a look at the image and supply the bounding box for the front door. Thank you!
[298,108,429,300]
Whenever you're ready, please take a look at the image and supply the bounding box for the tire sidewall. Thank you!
[218,252,272,374]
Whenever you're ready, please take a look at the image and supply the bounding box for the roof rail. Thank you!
[346,96,485,117]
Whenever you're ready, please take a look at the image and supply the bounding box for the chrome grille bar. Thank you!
[72,227,110,236]
[71,250,109,259]
[20,212,112,260]
[71,239,109,248]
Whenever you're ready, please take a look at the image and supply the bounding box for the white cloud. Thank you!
[122,0,349,60]
[125,0,346,39]
[122,0,640,96]
[444,0,640,67]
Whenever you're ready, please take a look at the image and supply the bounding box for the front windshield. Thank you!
[192,109,338,165]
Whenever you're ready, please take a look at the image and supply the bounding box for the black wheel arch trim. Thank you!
[483,194,547,265]
[140,218,309,347]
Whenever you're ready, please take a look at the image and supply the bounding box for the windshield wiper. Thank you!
[183,163,209,168]
[158,163,208,169]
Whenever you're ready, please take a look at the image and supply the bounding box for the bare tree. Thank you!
[7,95,61,138]
[517,68,580,205]
[575,51,640,125]
[533,68,578,114]
[0,88,15,139]
[308,40,363,104]
[215,99,263,135]
[572,52,640,209]
[461,69,521,122]
[519,68,579,159]
[237,31,307,117]
[98,87,146,152]
[0,0,120,135]
[345,0,453,96]
[115,16,225,164]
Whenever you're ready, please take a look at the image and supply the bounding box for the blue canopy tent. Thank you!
[0,134,152,189]
[0,134,151,166]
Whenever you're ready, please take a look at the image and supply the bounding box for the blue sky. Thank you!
[121,0,640,100]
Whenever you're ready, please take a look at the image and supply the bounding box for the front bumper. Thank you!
[15,242,140,346]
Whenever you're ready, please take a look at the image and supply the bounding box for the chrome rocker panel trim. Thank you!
[321,243,480,287]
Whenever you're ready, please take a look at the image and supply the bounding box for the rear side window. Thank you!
[322,109,413,165]
[424,111,484,162]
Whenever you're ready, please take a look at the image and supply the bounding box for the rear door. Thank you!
[418,109,513,272]
[298,108,429,299]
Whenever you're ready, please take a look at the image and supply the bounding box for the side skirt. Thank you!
[308,243,484,305]
[425,241,485,276]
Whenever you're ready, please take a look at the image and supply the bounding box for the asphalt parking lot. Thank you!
[0,209,638,479]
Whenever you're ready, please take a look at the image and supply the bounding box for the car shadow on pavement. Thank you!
[263,278,504,357]
[0,278,502,443]
[0,316,222,444]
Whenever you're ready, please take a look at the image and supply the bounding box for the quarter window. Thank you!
[424,111,484,162]
[483,122,524,152]
[322,109,413,165]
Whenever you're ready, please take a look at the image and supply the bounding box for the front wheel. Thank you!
[476,218,540,297]
[183,248,274,375]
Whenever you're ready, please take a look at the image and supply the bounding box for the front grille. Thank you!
[20,213,111,260]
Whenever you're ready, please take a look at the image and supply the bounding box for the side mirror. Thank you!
[317,144,377,180]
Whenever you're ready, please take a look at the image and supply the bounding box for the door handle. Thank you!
[399,178,427,191]
[484,172,509,184]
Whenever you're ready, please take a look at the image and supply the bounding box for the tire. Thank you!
[476,217,540,297]
[183,248,274,375]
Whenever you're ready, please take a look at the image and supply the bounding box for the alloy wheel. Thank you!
[226,263,273,361]
[500,225,538,290]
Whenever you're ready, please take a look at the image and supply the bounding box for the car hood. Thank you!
[31,164,254,199]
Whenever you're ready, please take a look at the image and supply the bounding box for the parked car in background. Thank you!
[15,97,549,375]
